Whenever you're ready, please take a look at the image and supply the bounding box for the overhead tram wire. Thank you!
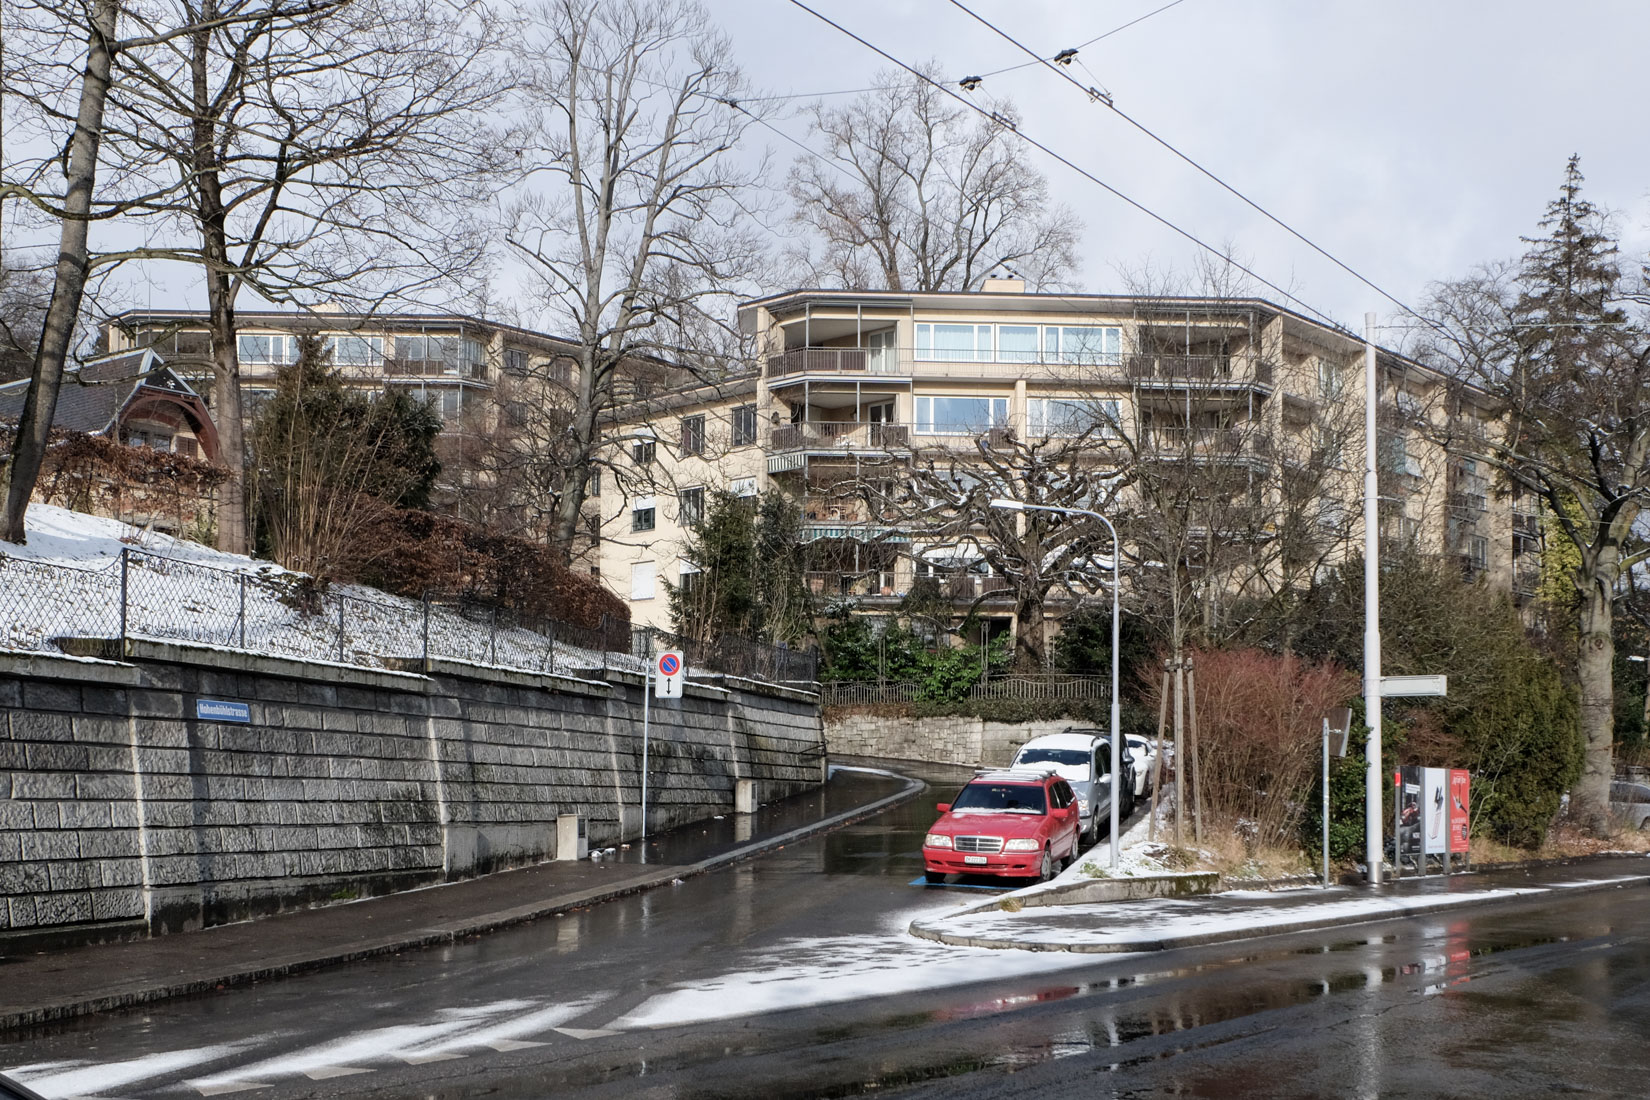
[942,0,1449,338]
[783,0,1352,334]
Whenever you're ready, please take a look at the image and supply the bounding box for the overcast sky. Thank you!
[720,0,1650,337]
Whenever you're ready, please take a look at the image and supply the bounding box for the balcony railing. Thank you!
[765,347,902,378]
[1142,426,1272,460]
[1447,491,1489,516]
[768,420,913,453]
[384,357,487,380]
[763,345,1274,385]
[1126,354,1274,387]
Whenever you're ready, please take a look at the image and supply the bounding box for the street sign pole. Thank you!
[640,662,650,859]
[1323,718,1331,890]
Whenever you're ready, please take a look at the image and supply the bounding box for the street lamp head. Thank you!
[988,497,1026,511]
[1631,655,1648,663]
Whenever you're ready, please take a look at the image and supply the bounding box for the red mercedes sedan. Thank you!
[922,768,1083,884]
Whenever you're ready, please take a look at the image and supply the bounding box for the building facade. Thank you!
[599,281,1529,636]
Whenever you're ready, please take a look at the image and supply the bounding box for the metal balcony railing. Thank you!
[768,420,913,453]
[1125,354,1274,387]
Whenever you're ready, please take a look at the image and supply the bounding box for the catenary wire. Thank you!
[784,0,1352,334]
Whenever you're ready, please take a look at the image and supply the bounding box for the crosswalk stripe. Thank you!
[484,1039,546,1052]
[400,1053,467,1065]
[553,1028,618,1040]
[194,1083,271,1096]
[302,1067,372,1080]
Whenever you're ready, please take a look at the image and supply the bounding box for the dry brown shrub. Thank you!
[1150,647,1358,848]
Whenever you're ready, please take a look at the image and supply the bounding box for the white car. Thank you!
[1124,734,1160,797]
[1610,781,1650,830]
[1011,732,1115,845]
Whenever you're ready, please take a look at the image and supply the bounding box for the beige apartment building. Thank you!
[600,281,1536,635]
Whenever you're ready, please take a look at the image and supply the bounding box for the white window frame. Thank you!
[730,476,757,497]
[326,335,384,366]
[915,323,993,363]
[236,333,292,365]
[1029,397,1116,438]
[1043,325,1122,366]
[631,495,657,532]
[915,395,1009,435]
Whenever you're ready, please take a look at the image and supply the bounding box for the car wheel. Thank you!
[1037,848,1055,882]
[924,870,946,884]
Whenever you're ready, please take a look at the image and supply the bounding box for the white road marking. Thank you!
[553,1028,618,1040]
[195,1083,270,1096]
[484,1040,546,1052]
[400,1052,467,1064]
[302,1067,372,1080]
[4,1044,247,1098]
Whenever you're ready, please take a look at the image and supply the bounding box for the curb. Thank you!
[1,769,924,1032]
[908,874,1650,954]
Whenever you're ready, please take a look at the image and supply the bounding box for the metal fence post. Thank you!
[337,595,346,663]
[542,619,556,673]
[489,606,498,665]
[118,547,129,642]
[422,593,431,669]
[237,573,247,649]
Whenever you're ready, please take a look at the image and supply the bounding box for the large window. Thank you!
[679,486,705,526]
[395,335,485,374]
[632,496,656,532]
[681,414,706,456]
[916,395,1008,435]
[1029,397,1116,438]
[326,335,383,366]
[237,333,294,365]
[915,323,993,363]
[997,325,1040,363]
[632,436,656,465]
[1043,325,1121,365]
[731,403,757,446]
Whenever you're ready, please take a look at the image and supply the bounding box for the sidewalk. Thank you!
[909,854,1650,952]
[0,767,920,1032]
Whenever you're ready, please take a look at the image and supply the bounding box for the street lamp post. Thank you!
[989,498,1122,871]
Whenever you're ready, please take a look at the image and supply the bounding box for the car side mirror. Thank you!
[936,802,951,814]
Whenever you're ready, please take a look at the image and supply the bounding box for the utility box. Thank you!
[556,814,588,861]
[734,779,758,815]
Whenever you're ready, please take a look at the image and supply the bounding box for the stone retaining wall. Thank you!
[824,714,1073,767]
[0,640,822,939]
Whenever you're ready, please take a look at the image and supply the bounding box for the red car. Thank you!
[923,768,1083,884]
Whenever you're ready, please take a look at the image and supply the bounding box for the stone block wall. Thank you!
[0,642,822,939]
[825,713,1074,768]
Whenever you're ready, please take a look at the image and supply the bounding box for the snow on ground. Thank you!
[0,503,645,677]
[611,903,1129,1029]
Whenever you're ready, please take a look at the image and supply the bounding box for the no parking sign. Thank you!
[655,650,685,698]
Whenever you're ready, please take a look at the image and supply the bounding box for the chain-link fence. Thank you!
[0,547,816,685]
[631,624,819,685]
[0,548,638,677]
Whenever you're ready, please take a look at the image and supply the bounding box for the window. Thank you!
[731,403,757,447]
[504,400,529,427]
[731,476,756,497]
[915,395,1009,435]
[1043,325,1121,365]
[681,414,706,455]
[632,436,656,465]
[915,323,993,363]
[1317,358,1342,399]
[679,486,705,526]
[503,348,530,377]
[997,325,1040,363]
[588,469,601,496]
[1464,534,1489,570]
[866,328,898,372]
[630,561,656,600]
[631,496,656,532]
[678,567,702,596]
[236,333,293,365]
[1030,397,1115,438]
[438,389,461,420]
[326,335,383,366]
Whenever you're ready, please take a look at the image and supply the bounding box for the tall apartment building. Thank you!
[599,281,1532,635]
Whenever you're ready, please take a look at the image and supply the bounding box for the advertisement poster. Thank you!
[1397,766,1422,857]
[1423,767,1448,855]
[1449,770,1471,854]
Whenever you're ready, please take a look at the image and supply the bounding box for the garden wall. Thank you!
[0,639,822,940]
[825,713,1072,768]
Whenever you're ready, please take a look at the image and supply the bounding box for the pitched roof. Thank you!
[0,350,200,434]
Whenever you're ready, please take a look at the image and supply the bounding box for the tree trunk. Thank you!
[0,0,120,543]
[1012,591,1046,669]
[1573,564,1616,832]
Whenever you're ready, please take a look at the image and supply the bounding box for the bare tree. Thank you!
[94,0,508,553]
[0,0,122,543]
[1419,157,1650,833]
[504,0,769,560]
[787,65,1080,292]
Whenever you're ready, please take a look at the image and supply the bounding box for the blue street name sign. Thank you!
[196,698,251,723]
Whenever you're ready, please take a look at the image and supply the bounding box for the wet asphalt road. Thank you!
[5,762,1650,1099]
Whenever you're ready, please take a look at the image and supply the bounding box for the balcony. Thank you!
[1447,491,1489,517]
[765,346,904,379]
[768,420,913,454]
[1142,426,1273,463]
[1126,354,1273,389]
[384,357,486,381]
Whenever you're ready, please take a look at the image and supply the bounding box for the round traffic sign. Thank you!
[657,652,681,676]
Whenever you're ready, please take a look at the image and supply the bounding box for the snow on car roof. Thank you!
[1018,733,1104,751]
[970,766,1059,783]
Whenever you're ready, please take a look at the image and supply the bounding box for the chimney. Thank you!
[980,277,1026,294]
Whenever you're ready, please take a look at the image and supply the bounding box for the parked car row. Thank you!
[923,727,1174,885]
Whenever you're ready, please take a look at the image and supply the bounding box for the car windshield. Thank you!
[1016,748,1089,767]
[952,783,1047,814]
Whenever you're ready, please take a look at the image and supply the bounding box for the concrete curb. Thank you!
[908,874,1650,954]
[0,769,924,1032]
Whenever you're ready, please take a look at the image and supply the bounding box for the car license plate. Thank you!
[964,855,987,865]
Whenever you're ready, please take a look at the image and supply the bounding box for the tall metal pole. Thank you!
[1363,312,1385,884]
[1322,717,1331,889]
[640,662,651,859]
[1108,527,1120,870]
